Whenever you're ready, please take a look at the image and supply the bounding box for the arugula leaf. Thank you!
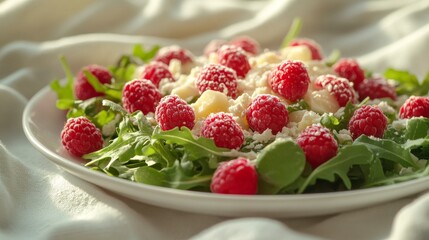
[404,118,429,140]
[50,56,75,109]
[320,102,356,131]
[280,18,302,49]
[151,127,230,160]
[134,166,167,187]
[286,99,310,113]
[256,139,306,194]
[325,49,341,67]
[363,164,429,188]
[384,68,429,96]
[133,44,161,63]
[403,137,429,160]
[297,145,374,193]
[353,135,420,169]
[359,156,386,186]
[161,161,212,190]
[83,70,122,101]
[109,55,137,83]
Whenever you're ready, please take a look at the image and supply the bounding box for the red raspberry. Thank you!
[210,158,258,195]
[122,79,162,114]
[74,65,112,100]
[218,45,251,78]
[61,117,103,157]
[246,94,289,134]
[155,95,195,131]
[201,112,244,150]
[229,36,260,55]
[399,96,429,119]
[268,60,310,102]
[153,45,193,66]
[289,38,323,60]
[196,64,238,98]
[348,105,388,140]
[140,61,174,87]
[204,39,226,57]
[315,74,357,107]
[296,124,338,169]
[333,58,365,89]
[357,77,397,101]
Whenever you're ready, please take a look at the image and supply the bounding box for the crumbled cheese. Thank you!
[297,111,321,133]
[391,119,407,131]
[252,129,275,143]
[335,129,353,144]
[228,93,252,129]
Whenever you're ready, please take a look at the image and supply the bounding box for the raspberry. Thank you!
[201,112,244,150]
[140,61,174,87]
[289,38,323,60]
[218,45,251,78]
[74,65,112,100]
[333,58,365,89]
[246,94,289,134]
[204,39,226,57]
[357,77,397,101]
[315,74,357,107]
[399,96,429,119]
[122,79,162,114]
[210,158,258,195]
[229,36,260,55]
[268,60,310,102]
[153,45,193,66]
[61,117,103,157]
[348,105,388,140]
[196,64,238,98]
[155,95,195,131]
[296,124,338,169]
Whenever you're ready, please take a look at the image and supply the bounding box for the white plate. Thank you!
[22,85,429,217]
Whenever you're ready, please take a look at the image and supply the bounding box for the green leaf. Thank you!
[325,49,341,67]
[419,71,429,96]
[404,118,429,140]
[83,70,122,101]
[55,99,75,110]
[50,56,75,108]
[256,139,306,194]
[134,166,167,187]
[363,164,429,188]
[403,137,429,160]
[161,161,212,190]
[151,127,230,160]
[102,99,128,116]
[133,44,160,63]
[353,135,420,169]
[280,18,302,49]
[109,55,137,83]
[384,68,429,96]
[320,102,356,131]
[359,156,386,185]
[298,145,374,193]
[286,99,310,113]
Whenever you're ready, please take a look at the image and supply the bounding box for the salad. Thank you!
[53,20,429,195]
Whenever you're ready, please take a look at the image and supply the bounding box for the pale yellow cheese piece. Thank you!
[191,90,229,119]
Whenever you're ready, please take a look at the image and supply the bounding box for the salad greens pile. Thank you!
[51,30,429,195]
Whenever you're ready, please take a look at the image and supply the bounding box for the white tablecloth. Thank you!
[1,0,429,239]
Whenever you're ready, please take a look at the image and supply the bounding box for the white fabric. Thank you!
[1,0,429,239]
